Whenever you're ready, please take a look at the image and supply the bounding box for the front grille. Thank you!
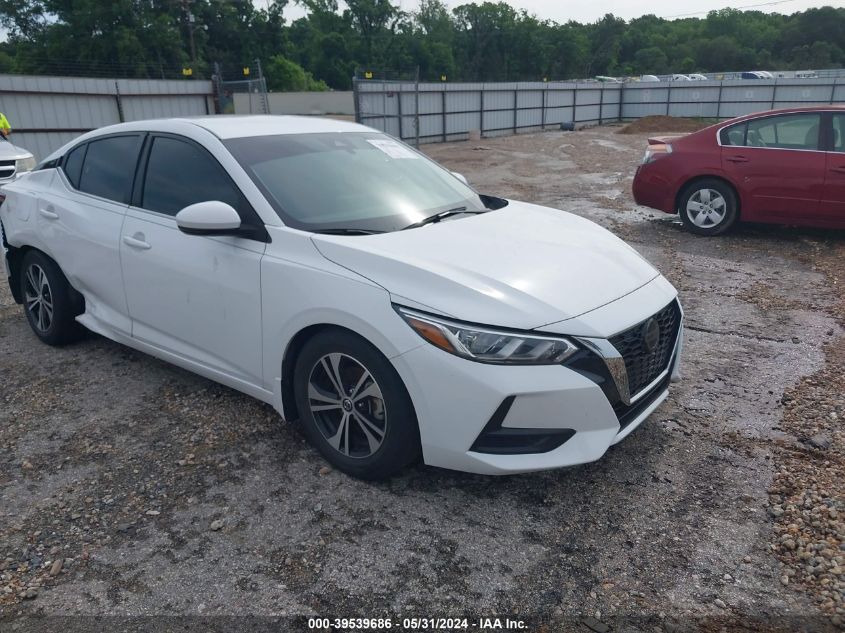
[609,300,681,397]
[0,159,14,180]
[614,372,671,430]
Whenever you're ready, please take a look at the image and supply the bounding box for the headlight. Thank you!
[396,306,578,365]
[15,156,36,173]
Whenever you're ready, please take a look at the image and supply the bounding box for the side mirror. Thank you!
[451,171,469,186]
[176,201,241,236]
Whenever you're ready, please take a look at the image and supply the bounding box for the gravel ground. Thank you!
[1,124,843,632]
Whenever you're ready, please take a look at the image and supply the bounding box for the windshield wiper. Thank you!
[401,207,485,230]
[312,228,385,236]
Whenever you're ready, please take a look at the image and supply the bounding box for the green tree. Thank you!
[0,0,843,87]
[264,54,328,91]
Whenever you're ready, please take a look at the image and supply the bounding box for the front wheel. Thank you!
[293,330,421,479]
[679,179,738,236]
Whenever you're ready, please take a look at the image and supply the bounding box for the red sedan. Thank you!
[632,105,845,235]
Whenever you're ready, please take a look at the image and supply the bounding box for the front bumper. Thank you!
[391,295,683,475]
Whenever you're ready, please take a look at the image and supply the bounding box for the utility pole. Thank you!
[182,0,197,65]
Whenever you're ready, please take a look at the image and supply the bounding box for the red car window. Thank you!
[745,114,820,150]
[833,114,844,153]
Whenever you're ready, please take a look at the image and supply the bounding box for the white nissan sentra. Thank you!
[0,116,683,479]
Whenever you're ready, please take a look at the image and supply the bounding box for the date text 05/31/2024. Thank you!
[307,617,528,630]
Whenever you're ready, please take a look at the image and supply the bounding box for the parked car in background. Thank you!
[639,74,661,82]
[688,73,709,81]
[0,116,683,478]
[632,105,845,235]
[740,71,774,79]
[670,74,692,81]
[0,137,36,187]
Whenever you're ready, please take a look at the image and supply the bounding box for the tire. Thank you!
[19,250,85,346]
[678,178,738,236]
[293,329,421,479]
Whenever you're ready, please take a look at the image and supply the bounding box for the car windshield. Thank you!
[224,132,487,233]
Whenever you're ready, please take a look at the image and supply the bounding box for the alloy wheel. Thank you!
[686,188,727,228]
[24,263,53,333]
[307,353,387,459]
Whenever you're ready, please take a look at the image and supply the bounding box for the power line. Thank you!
[661,0,803,19]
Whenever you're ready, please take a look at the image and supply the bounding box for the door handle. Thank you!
[831,165,845,174]
[122,234,151,250]
[726,156,749,163]
[39,205,59,220]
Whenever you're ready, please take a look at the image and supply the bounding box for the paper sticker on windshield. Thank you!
[367,139,419,159]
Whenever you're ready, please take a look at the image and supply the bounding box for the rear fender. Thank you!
[0,219,23,304]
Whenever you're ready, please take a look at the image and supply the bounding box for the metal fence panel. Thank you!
[546,90,575,107]
[484,90,515,110]
[122,95,209,121]
[11,132,81,164]
[354,77,844,145]
[1,93,119,130]
[0,74,214,159]
[516,108,542,129]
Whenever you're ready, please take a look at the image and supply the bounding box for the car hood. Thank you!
[0,139,32,160]
[312,201,660,330]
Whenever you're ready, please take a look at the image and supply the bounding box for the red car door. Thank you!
[721,113,826,224]
[820,113,845,226]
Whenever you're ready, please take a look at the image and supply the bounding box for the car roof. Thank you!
[94,115,372,139]
[41,115,376,163]
[729,104,845,121]
[185,115,372,139]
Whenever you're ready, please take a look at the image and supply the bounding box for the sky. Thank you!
[272,0,842,23]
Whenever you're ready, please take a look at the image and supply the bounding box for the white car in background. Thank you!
[688,73,709,81]
[0,137,36,185]
[0,116,683,479]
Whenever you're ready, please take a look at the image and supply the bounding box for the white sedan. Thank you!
[0,116,683,478]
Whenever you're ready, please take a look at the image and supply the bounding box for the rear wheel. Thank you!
[19,250,85,345]
[293,330,420,479]
[679,179,738,236]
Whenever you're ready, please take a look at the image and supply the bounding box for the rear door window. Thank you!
[78,135,142,203]
[745,114,821,150]
[720,123,746,146]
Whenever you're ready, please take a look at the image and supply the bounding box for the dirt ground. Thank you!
[616,115,714,135]
[1,124,844,632]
